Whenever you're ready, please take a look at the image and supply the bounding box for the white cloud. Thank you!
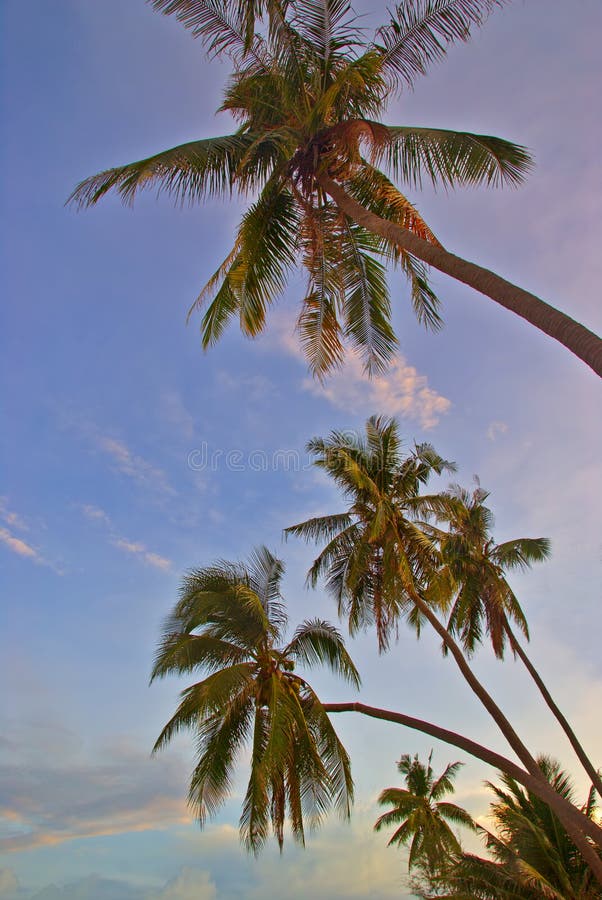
[0,498,28,532]
[486,420,508,441]
[112,538,171,571]
[149,869,217,900]
[96,435,174,496]
[80,504,112,526]
[0,527,38,560]
[303,353,451,430]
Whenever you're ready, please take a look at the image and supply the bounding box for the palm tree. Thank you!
[69,0,602,376]
[416,757,602,899]
[285,416,602,873]
[150,546,359,852]
[432,484,602,799]
[374,752,476,875]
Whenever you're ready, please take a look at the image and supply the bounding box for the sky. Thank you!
[1,0,601,896]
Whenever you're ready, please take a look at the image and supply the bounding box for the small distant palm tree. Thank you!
[151,546,359,852]
[375,752,475,874]
[432,485,602,798]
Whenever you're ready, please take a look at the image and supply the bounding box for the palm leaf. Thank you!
[373,0,507,91]
[383,126,532,189]
[283,619,361,687]
[67,133,255,208]
[149,0,270,67]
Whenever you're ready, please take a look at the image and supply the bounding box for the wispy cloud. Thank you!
[96,435,175,496]
[0,527,38,560]
[0,498,29,532]
[303,354,451,430]
[80,504,112,526]
[79,505,171,571]
[112,538,171,571]
[487,420,508,441]
[0,502,63,573]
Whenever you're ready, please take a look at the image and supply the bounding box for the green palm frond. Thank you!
[149,0,271,66]
[283,619,361,687]
[292,0,363,64]
[492,537,551,571]
[340,220,398,374]
[383,126,532,189]
[67,133,256,209]
[152,662,256,752]
[373,0,507,92]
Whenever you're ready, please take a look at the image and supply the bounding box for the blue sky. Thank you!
[1,0,601,896]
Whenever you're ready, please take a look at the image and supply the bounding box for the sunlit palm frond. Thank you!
[382,126,532,189]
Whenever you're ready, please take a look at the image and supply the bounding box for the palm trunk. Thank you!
[324,701,602,885]
[507,625,602,798]
[317,173,602,377]
[401,589,602,864]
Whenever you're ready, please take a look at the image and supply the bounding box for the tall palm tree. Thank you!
[285,416,602,872]
[374,752,476,875]
[69,0,602,375]
[432,485,602,798]
[150,546,359,852]
[415,757,602,899]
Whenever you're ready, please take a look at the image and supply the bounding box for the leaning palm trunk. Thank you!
[318,174,602,377]
[324,700,602,886]
[506,624,602,798]
[404,590,602,858]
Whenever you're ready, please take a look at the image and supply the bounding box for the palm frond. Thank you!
[340,220,398,374]
[148,0,270,67]
[67,133,255,209]
[373,0,507,92]
[283,619,361,687]
[383,126,532,189]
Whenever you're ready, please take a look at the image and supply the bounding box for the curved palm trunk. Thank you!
[317,174,602,377]
[507,625,602,798]
[324,701,602,885]
[399,589,602,864]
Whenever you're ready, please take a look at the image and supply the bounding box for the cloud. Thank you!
[0,730,191,854]
[149,869,217,900]
[96,435,174,496]
[111,538,171,571]
[80,505,112,526]
[216,371,275,403]
[0,528,38,560]
[486,420,508,441]
[0,869,18,895]
[302,353,451,430]
[78,505,171,571]
[0,499,29,533]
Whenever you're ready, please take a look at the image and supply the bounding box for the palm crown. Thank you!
[70,0,530,377]
[151,546,360,852]
[375,752,476,873]
[431,484,550,658]
[285,414,456,649]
